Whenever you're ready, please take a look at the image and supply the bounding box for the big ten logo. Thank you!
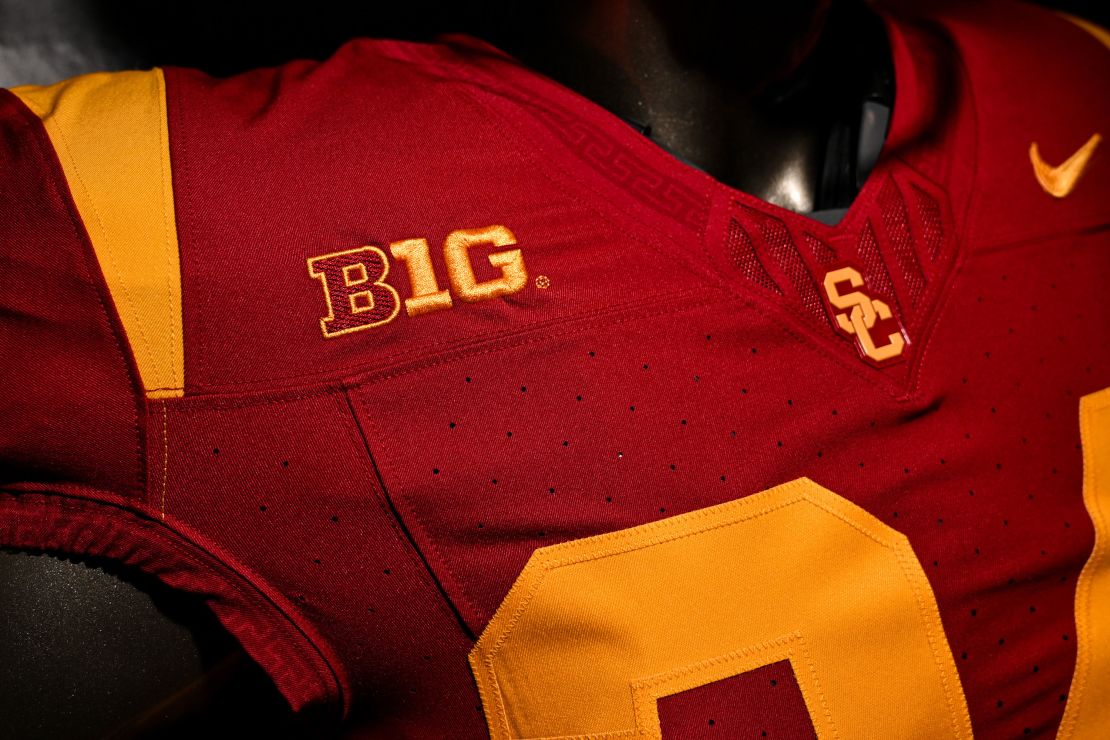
[307,224,528,338]
[822,266,908,365]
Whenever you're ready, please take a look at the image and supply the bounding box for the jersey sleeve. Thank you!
[0,83,145,495]
[0,75,347,721]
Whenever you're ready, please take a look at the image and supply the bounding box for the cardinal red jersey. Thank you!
[2,1,1109,737]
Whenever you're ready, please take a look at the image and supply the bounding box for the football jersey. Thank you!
[1,1,1108,737]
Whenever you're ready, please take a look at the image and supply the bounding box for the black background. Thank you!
[0,0,1106,83]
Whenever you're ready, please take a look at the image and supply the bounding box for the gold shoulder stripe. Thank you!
[13,70,184,399]
[1061,13,1110,51]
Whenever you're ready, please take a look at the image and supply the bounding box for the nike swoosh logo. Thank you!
[1029,133,1101,198]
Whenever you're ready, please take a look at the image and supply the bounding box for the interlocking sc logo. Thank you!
[822,266,907,364]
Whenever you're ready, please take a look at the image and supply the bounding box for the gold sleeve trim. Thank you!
[14,69,184,399]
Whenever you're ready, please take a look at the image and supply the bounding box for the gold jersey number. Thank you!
[470,388,1110,739]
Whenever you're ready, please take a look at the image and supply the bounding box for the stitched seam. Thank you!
[480,482,966,735]
[1061,393,1110,736]
[627,635,834,738]
[632,634,800,692]
[356,292,723,387]
[160,400,168,520]
[34,80,164,391]
[971,222,1110,256]
[905,176,968,405]
[154,70,182,391]
[485,490,815,664]
[175,289,726,406]
[330,391,467,630]
[950,17,980,258]
[543,488,965,733]
[354,402,485,628]
[194,281,715,392]
[169,69,207,394]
